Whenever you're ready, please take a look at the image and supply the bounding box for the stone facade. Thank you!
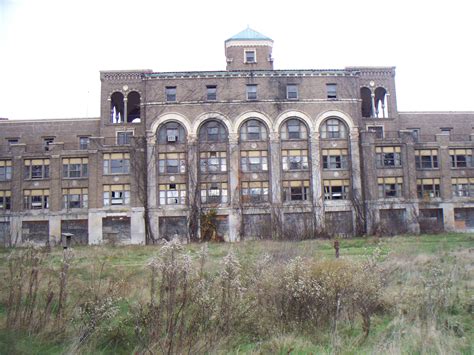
[0,29,473,245]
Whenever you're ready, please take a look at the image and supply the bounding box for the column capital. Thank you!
[228,133,239,144]
[269,131,280,142]
[310,132,321,141]
[187,133,198,144]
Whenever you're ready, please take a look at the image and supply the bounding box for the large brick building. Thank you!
[1,28,473,245]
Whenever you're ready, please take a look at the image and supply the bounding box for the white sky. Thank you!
[0,0,473,120]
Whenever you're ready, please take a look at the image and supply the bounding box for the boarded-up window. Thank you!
[243,214,271,239]
[22,221,49,244]
[325,211,353,237]
[159,216,187,240]
[102,217,131,244]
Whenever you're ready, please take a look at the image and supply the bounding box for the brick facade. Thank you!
[0,29,473,245]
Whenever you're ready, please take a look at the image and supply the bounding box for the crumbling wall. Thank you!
[325,211,353,237]
[419,209,444,233]
[283,212,313,239]
[379,209,407,235]
[159,216,187,241]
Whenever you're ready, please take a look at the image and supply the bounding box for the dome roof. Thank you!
[226,27,272,42]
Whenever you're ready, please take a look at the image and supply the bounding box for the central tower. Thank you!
[224,27,274,71]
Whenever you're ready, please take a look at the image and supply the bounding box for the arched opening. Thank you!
[320,118,348,139]
[199,120,228,143]
[157,121,186,144]
[374,87,388,118]
[127,91,141,123]
[240,119,268,141]
[110,92,124,123]
[280,118,308,140]
[360,87,372,118]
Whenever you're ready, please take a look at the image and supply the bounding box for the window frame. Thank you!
[286,84,299,100]
[62,157,88,179]
[244,50,256,63]
[415,149,439,169]
[322,149,349,170]
[246,84,257,100]
[326,83,337,99]
[158,152,186,174]
[241,150,268,172]
[165,86,177,102]
[281,119,308,140]
[103,184,130,206]
[200,182,228,204]
[323,180,350,200]
[0,160,12,181]
[0,191,11,210]
[282,149,309,171]
[79,136,90,150]
[23,189,49,210]
[103,153,130,175]
[240,119,267,141]
[376,147,402,168]
[62,188,88,209]
[117,131,133,146]
[241,181,269,204]
[452,177,474,197]
[450,149,473,168]
[321,118,347,139]
[159,183,187,205]
[417,178,441,199]
[283,180,310,202]
[200,151,227,173]
[206,85,217,101]
[24,159,50,180]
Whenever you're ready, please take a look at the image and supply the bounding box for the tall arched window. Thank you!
[110,92,124,123]
[127,91,141,123]
[360,87,372,118]
[240,119,268,141]
[199,120,227,142]
[320,118,347,139]
[374,87,388,118]
[280,118,308,140]
[157,121,186,144]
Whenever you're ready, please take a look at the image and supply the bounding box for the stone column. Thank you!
[49,154,62,212]
[88,211,103,244]
[131,208,146,244]
[228,133,241,242]
[400,131,417,199]
[436,133,452,200]
[49,215,62,245]
[146,132,157,209]
[309,132,323,230]
[186,134,199,241]
[349,128,364,234]
[10,145,26,212]
[269,132,283,237]
[360,131,377,233]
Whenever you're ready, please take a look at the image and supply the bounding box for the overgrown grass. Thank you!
[0,233,472,354]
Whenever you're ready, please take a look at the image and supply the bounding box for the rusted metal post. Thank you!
[334,239,340,258]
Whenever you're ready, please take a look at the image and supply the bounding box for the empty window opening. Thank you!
[360,87,373,118]
[127,91,141,123]
[110,92,125,123]
[374,87,388,118]
[367,126,384,139]
[79,136,90,150]
[43,137,54,151]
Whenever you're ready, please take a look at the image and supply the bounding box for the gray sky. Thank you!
[1,0,473,120]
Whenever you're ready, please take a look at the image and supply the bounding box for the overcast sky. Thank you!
[1,0,473,120]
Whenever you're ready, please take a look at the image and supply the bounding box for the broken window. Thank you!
[320,118,347,139]
[103,153,130,175]
[103,184,130,206]
[283,180,310,202]
[24,159,50,180]
[241,150,268,172]
[23,189,49,209]
[450,149,473,168]
[322,149,349,170]
[376,146,402,168]
[240,119,267,141]
[282,149,309,171]
[200,151,227,173]
[281,118,307,140]
[241,181,269,203]
[200,182,228,204]
[159,183,187,205]
[360,87,373,118]
[417,178,441,199]
[0,191,11,210]
[62,157,88,178]
[43,137,54,151]
[62,188,88,209]
[127,91,141,123]
[158,152,186,174]
[199,120,227,142]
[0,160,12,180]
[415,149,438,169]
[374,87,388,118]
[452,178,474,197]
[166,86,177,102]
[324,180,349,200]
[367,126,384,139]
[378,177,403,198]
[326,83,337,99]
[157,121,186,144]
[110,92,125,123]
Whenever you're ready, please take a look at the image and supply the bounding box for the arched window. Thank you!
[240,119,268,141]
[157,121,186,144]
[320,118,347,139]
[199,120,227,143]
[110,92,124,123]
[360,87,372,118]
[280,118,308,140]
[374,87,388,118]
[127,91,141,123]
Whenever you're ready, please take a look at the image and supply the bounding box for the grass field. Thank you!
[0,233,473,354]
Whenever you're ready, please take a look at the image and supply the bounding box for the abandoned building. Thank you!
[1,28,473,245]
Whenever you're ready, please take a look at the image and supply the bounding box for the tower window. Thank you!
[326,83,337,99]
[206,85,217,101]
[166,86,177,102]
[245,50,256,63]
